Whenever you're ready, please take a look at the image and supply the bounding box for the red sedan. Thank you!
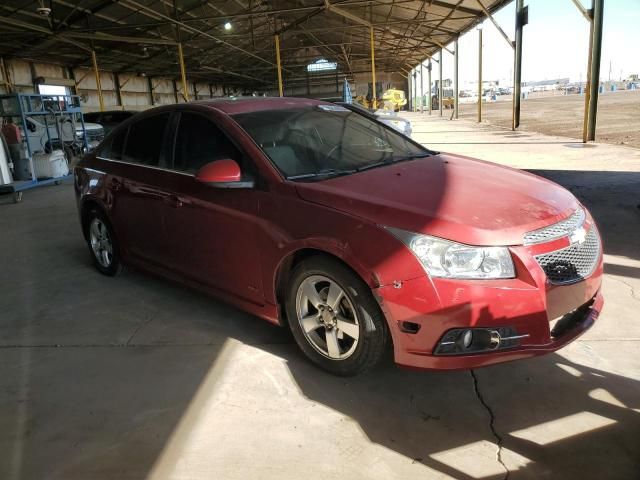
[74,97,603,375]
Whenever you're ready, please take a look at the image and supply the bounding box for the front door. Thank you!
[161,111,265,304]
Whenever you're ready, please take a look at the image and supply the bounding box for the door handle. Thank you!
[110,178,122,191]
[163,194,184,208]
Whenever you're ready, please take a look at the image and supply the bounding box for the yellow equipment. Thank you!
[355,89,407,111]
[381,89,407,111]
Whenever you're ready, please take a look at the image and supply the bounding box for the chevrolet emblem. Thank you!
[569,227,587,245]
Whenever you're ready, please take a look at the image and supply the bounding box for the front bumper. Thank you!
[375,242,604,370]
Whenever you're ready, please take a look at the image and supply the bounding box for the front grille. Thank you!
[524,208,586,245]
[534,227,600,284]
[85,128,104,142]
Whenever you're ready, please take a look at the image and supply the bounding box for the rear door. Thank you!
[108,112,176,267]
[161,110,265,304]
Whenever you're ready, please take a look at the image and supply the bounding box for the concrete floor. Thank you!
[1,114,639,480]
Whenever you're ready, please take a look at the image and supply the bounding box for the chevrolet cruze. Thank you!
[74,97,604,375]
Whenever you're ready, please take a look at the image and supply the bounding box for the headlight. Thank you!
[385,227,515,279]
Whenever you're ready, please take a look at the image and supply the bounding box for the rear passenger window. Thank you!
[122,113,170,166]
[173,113,241,173]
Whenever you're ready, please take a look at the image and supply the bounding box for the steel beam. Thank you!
[275,34,284,97]
[478,27,482,123]
[177,42,189,102]
[512,0,524,129]
[420,61,424,113]
[62,31,177,46]
[570,0,592,21]
[91,50,105,112]
[476,0,515,48]
[428,59,432,115]
[454,38,459,119]
[370,26,377,109]
[582,4,594,143]
[407,69,412,110]
[587,0,604,142]
[439,49,443,117]
[114,72,123,107]
[148,76,155,105]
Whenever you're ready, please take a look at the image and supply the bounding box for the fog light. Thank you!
[434,326,529,355]
[462,329,473,348]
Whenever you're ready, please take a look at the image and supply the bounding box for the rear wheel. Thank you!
[85,209,122,276]
[286,256,389,376]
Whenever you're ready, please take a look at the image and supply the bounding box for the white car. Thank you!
[336,102,412,137]
[24,116,104,154]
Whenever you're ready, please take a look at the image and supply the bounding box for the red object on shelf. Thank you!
[1,123,22,144]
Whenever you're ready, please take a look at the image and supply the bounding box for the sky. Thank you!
[413,0,640,89]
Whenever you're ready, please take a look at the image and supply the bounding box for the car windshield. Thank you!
[233,105,429,181]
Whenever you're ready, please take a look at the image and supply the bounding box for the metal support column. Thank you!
[420,61,424,113]
[149,77,156,105]
[172,79,179,103]
[177,42,189,101]
[478,27,483,123]
[428,59,432,115]
[587,0,604,142]
[91,50,104,112]
[114,73,123,107]
[454,38,459,119]
[407,72,413,112]
[512,0,524,129]
[438,49,443,117]
[370,27,377,109]
[413,70,417,112]
[582,6,594,143]
[275,34,283,97]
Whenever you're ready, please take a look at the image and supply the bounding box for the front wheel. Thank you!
[286,256,389,376]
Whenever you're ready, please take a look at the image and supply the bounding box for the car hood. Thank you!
[294,153,579,246]
[76,122,103,131]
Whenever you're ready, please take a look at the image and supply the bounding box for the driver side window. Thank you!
[172,113,242,174]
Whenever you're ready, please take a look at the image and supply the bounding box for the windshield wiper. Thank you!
[356,152,432,173]
[391,152,433,162]
[286,168,356,181]
[356,160,392,172]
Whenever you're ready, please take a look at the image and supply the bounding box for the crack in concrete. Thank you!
[126,314,157,346]
[607,276,640,303]
[470,370,510,480]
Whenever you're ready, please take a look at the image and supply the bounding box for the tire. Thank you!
[84,209,122,276]
[285,256,389,376]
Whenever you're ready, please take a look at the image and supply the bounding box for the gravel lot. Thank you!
[458,89,640,148]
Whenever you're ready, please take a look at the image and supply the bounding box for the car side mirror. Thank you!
[195,159,254,189]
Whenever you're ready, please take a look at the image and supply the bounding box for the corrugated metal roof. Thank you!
[0,0,512,88]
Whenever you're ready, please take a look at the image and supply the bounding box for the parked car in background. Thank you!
[75,97,603,376]
[83,110,137,135]
[24,116,104,153]
[337,101,412,137]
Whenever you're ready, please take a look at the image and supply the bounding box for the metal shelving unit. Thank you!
[0,93,88,203]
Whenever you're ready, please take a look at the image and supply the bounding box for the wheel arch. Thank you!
[274,247,380,327]
[79,197,109,241]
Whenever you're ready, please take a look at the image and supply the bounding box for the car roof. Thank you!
[85,110,136,116]
[190,96,327,115]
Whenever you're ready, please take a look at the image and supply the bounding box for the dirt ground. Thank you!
[457,89,640,148]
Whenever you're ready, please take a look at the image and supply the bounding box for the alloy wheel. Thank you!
[295,275,360,360]
[89,218,113,268]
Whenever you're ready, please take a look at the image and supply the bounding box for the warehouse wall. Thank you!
[0,58,228,113]
[265,70,407,100]
[0,58,407,111]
